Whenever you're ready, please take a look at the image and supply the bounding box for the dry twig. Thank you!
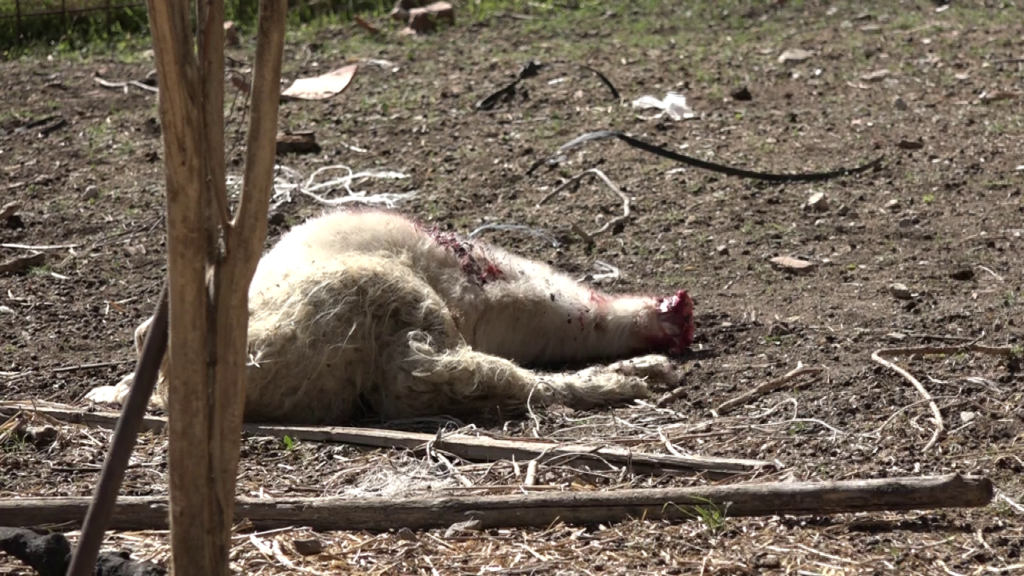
[871,344,1016,451]
[537,168,630,242]
[715,364,824,415]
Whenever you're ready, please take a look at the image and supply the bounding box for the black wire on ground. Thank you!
[529,130,884,181]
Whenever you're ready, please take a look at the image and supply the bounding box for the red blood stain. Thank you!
[426,227,504,286]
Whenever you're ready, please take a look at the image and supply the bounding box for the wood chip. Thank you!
[861,69,890,82]
[769,256,816,274]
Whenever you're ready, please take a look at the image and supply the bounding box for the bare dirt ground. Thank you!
[2,1,1023,574]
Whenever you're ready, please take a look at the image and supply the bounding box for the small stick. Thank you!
[1,243,80,250]
[52,361,124,374]
[715,365,824,415]
[871,350,944,451]
[538,168,630,242]
[976,265,1004,282]
[656,386,689,408]
[93,76,159,94]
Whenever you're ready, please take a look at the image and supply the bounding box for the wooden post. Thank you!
[143,0,286,574]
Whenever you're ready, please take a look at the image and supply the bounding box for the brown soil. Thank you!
[2,1,1022,574]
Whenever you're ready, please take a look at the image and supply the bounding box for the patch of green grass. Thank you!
[1,430,31,454]
[282,434,296,451]
[28,264,53,277]
[664,496,730,539]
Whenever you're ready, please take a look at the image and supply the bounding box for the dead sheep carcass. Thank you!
[86,209,695,424]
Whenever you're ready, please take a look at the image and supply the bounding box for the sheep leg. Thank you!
[374,331,679,420]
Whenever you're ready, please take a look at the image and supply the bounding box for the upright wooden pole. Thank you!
[143,0,286,573]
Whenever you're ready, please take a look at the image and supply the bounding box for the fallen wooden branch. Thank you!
[0,402,772,479]
[1,474,993,532]
[871,344,1015,451]
[715,364,824,415]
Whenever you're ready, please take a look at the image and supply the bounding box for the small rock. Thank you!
[292,538,323,556]
[396,527,418,541]
[898,217,914,228]
[893,96,909,111]
[889,283,913,300]
[769,256,817,274]
[837,204,850,217]
[950,268,975,281]
[960,411,977,424]
[716,244,729,256]
[81,185,99,201]
[804,191,828,212]
[884,199,902,212]
[897,139,924,150]
[731,86,752,101]
[887,332,908,341]
[778,48,813,64]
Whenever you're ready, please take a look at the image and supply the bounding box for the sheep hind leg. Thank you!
[377,333,674,421]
